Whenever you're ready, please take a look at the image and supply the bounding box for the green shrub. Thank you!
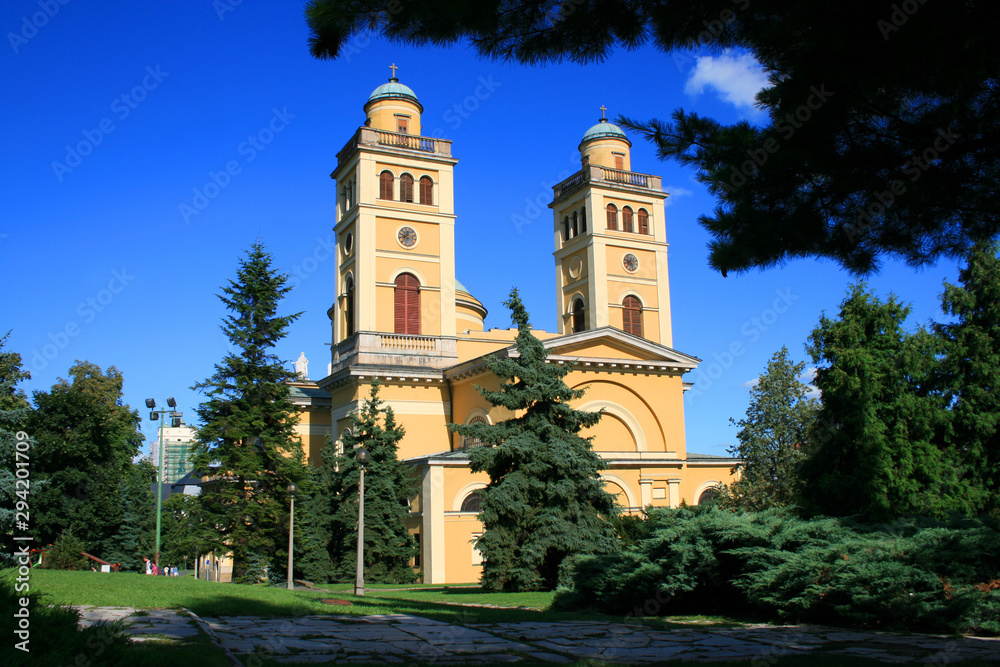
[46,531,88,571]
[553,507,1000,634]
[0,568,132,666]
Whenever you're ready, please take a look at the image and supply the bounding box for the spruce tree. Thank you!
[936,240,1000,514]
[800,284,961,519]
[451,289,619,592]
[718,346,817,511]
[320,381,417,584]
[192,242,307,582]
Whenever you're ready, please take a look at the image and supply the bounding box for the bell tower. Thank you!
[330,68,459,347]
[551,108,674,346]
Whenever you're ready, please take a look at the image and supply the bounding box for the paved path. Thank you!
[75,606,1000,664]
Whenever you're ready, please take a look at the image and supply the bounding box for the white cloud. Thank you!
[684,52,767,111]
[664,185,693,207]
[741,378,760,389]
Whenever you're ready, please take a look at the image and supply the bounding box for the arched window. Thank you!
[623,295,643,338]
[698,488,718,506]
[419,176,433,205]
[638,208,649,235]
[562,216,570,242]
[572,298,585,333]
[399,173,414,203]
[379,171,393,200]
[580,206,587,233]
[571,211,579,237]
[622,206,634,233]
[345,276,355,336]
[463,415,489,449]
[394,273,420,335]
[606,204,618,230]
[460,493,482,513]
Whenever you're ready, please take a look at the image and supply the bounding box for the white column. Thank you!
[667,478,681,509]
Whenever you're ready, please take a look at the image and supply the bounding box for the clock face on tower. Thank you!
[397,226,418,248]
[623,253,639,273]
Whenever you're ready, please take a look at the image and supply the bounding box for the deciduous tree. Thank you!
[718,346,817,511]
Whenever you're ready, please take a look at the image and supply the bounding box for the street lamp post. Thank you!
[145,397,181,568]
[287,483,298,590]
[354,447,370,597]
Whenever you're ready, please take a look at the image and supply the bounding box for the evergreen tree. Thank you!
[191,241,307,583]
[307,1,1000,274]
[160,493,224,572]
[451,289,618,592]
[296,454,335,583]
[319,381,417,584]
[718,346,817,511]
[936,240,1000,514]
[29,361,146,557]
[800,284,962,519]
[103,460,156,572]
[0,333,33,564]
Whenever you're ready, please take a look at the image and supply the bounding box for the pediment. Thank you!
[537,327,700,369]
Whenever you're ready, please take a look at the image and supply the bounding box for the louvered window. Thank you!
[399,174,414,202]
[419,176,433,205]
[379,171,393,200]
[638,209,649,235]
[623,295,643,338]
[606,204,618,230]
[394,273,420,335]
[623,206,634,233]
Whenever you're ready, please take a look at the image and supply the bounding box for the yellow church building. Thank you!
[288,73,738,584]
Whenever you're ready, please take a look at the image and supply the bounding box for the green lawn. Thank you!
[29,570,620,624]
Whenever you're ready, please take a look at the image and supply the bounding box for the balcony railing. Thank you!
[552,164,662,199]
[336,127,453,170]
[329,331,459,374]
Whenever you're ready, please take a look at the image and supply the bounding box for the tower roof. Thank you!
[581,118,629,143]
[367,77,423,111]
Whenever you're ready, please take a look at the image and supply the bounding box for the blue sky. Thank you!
[2,1,963,457]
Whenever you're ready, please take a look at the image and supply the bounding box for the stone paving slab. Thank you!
[75,606,1000,664]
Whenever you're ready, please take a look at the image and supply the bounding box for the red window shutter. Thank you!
[400,174,414,202]
[419,177,433,205]
[623,207,634,233]
[606,204,618,230]
[394,273,420,335]
[380,171,393,200]
[638,209,649,235]
[623,296,643,338]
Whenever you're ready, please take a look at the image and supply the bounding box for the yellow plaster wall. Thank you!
[365,98,423,136]
[581,137,631,171]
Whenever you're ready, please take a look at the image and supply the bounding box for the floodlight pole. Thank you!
[147,398,180,568]
[287,484,298,590]
[354,447,370,597]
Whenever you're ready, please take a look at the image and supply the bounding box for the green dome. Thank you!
[367,78,423,111]
[582,119,628,143]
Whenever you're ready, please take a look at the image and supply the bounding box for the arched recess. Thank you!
[694,480,722,505]
[453,482,488,512]
[389,266,429,286]
[576,399,647,452]
[600,473,638,508]
[572,380,666,452]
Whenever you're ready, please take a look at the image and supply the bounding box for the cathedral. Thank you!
[288,72,738,584]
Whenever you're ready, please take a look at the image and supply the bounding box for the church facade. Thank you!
[289,74,737,584]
